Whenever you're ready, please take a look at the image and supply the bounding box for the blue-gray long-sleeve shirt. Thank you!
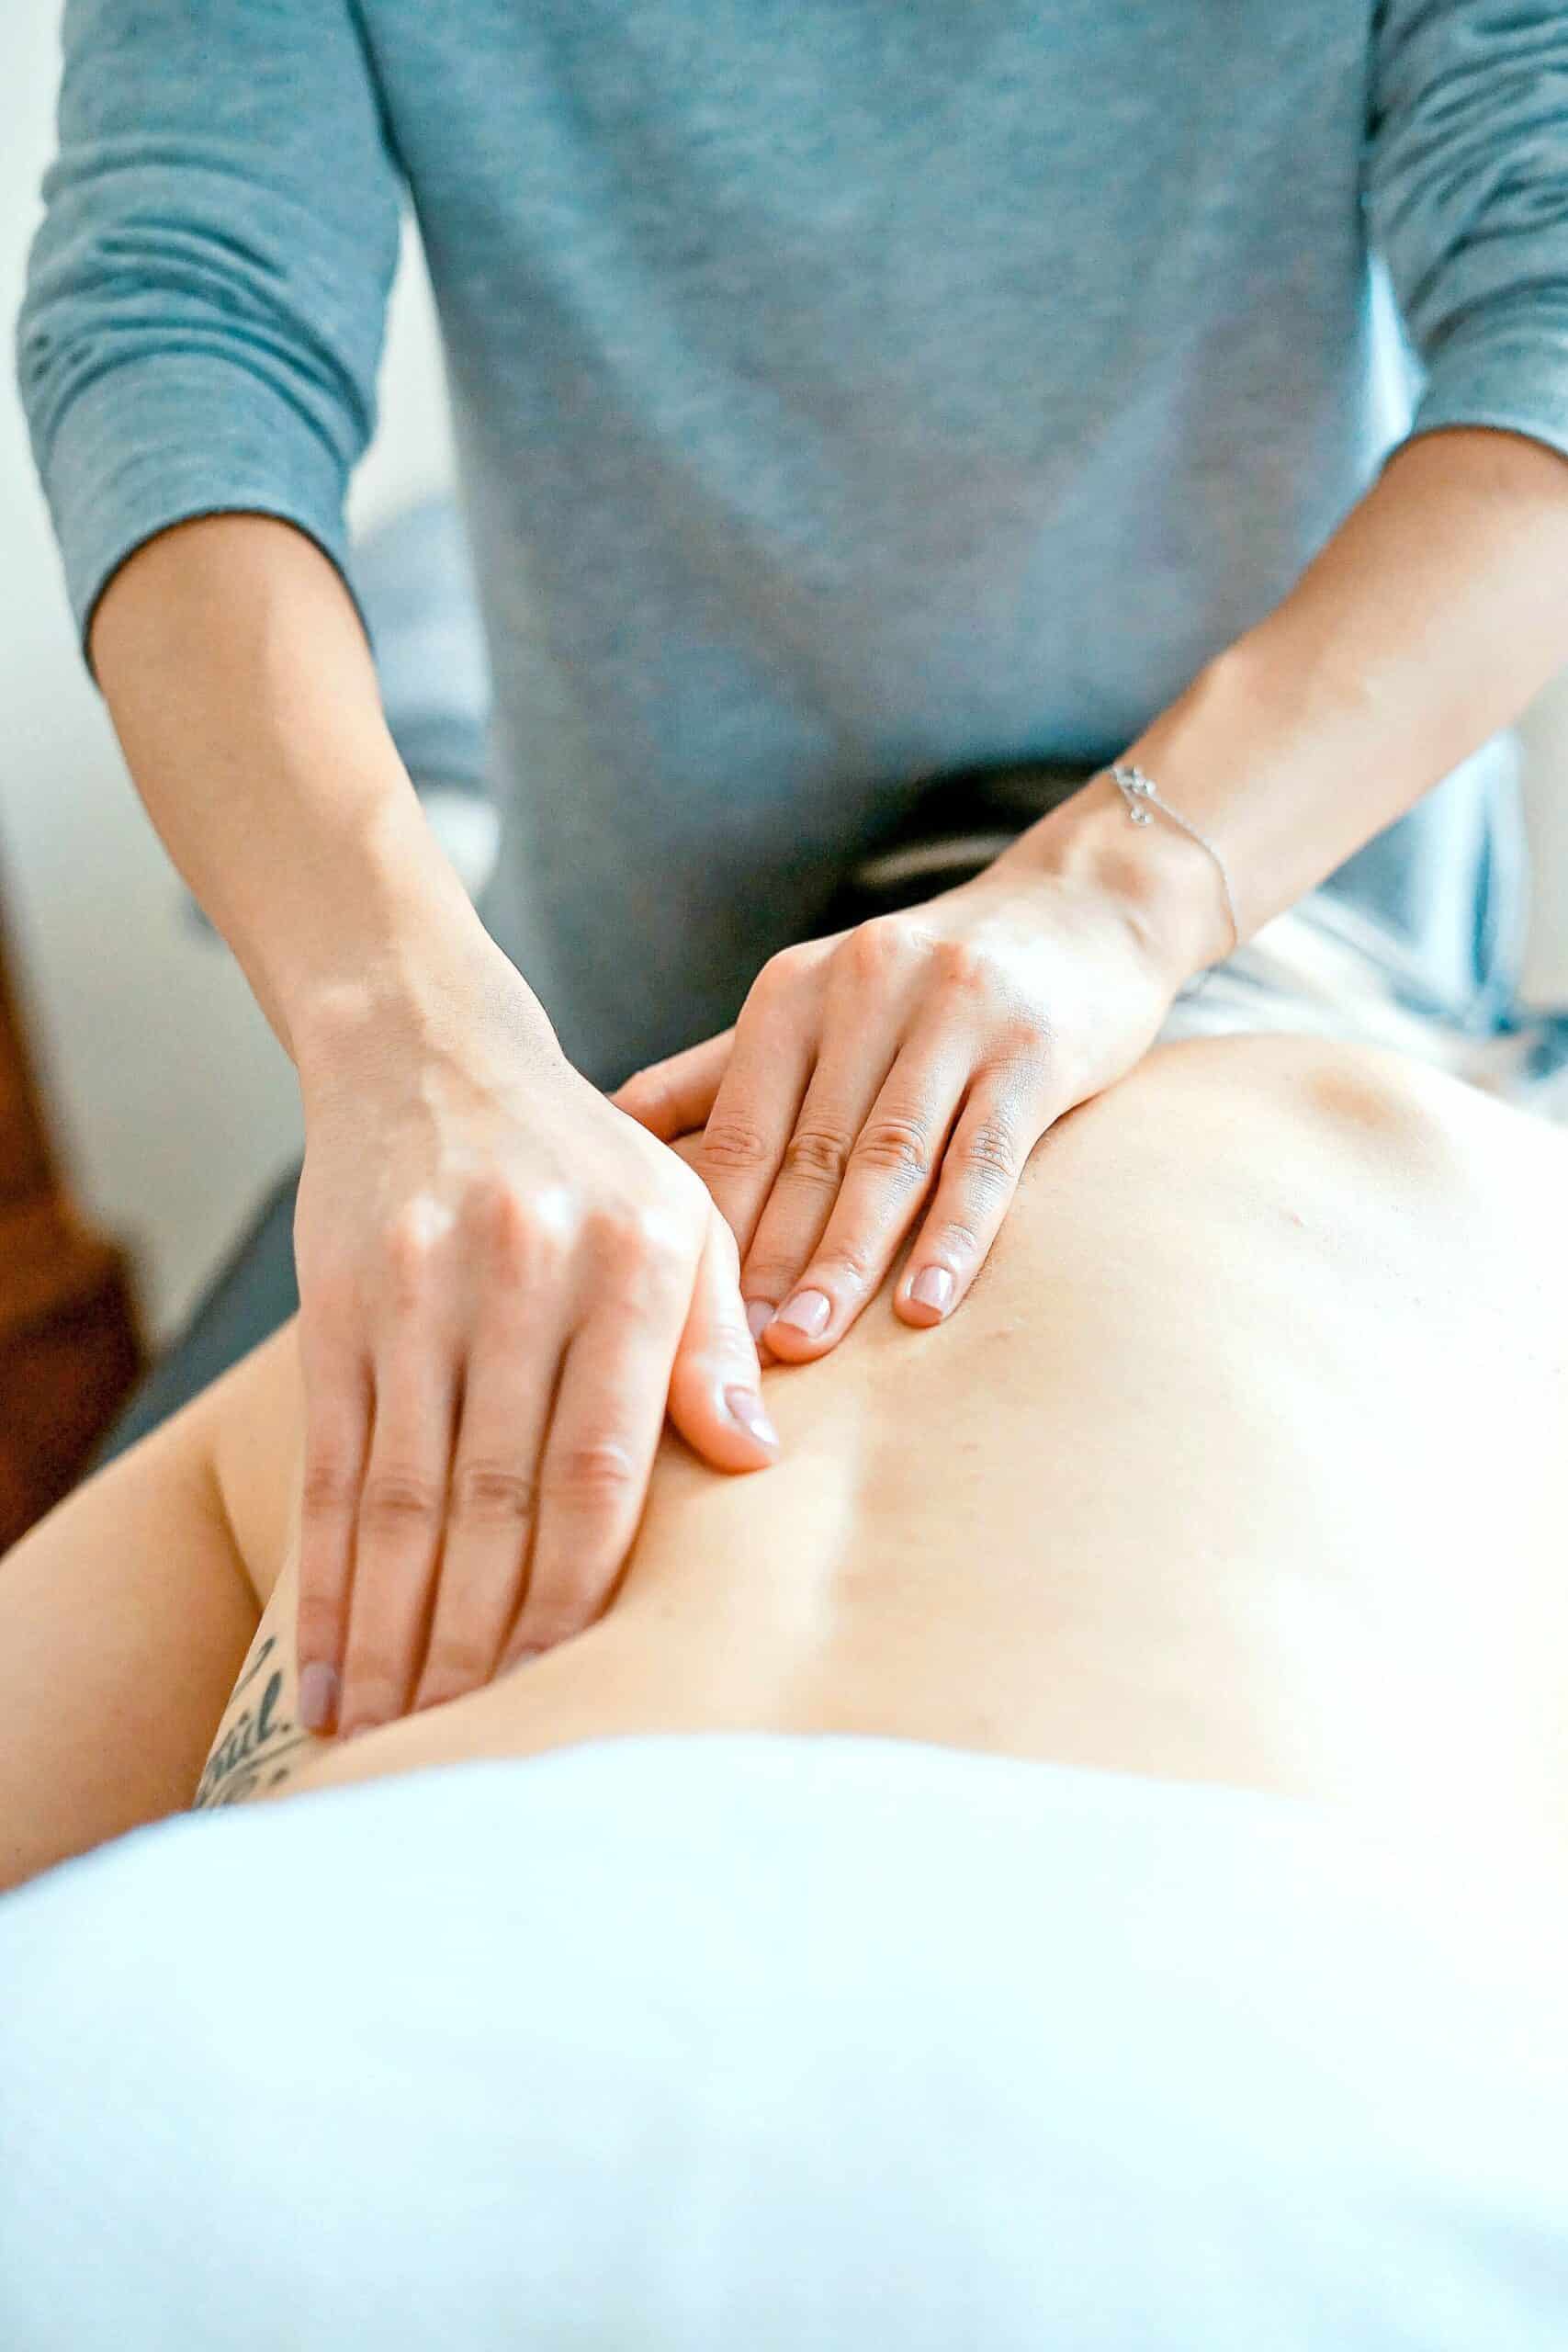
[17,2,1568,1074]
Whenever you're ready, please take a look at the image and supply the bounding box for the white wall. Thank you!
[2,0,1566,1348]
[0,0,455,1342]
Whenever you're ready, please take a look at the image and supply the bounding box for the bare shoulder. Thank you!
[1104,1033,1567,1306]
[1135,1031,1564,1173]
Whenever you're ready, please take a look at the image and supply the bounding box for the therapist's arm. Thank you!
[88,514,776,1747]
[621,424,1568,1365]
[621,0,1568,1342]
[1064,424,1568,966]
[89,513,488,1067]
[20,0,773,1755]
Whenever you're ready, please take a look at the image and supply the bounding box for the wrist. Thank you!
[295,935,567,1109]
[287,816,561,1095]
[995,763,1234,987]
[280,824,471,1051]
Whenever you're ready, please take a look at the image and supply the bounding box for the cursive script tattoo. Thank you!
[194,1634,313,1809]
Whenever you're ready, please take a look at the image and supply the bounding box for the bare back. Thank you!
[198,1035,1568,1832]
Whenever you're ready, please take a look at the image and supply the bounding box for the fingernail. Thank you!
[773,1288,831,1338]
[908,1265,954,1317]
[724,1385,780,1449]
[745,1299,774,1342]
[298,1663,340,1735]
[513,1643,546,1667]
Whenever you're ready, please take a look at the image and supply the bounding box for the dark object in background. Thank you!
[91,1163,298,1469]
[0,863,143,1545]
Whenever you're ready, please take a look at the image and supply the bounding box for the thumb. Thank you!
[667,1209,782,1472]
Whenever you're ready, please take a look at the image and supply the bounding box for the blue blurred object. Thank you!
[351,495,491,808]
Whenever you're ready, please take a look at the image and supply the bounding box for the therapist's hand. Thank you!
[614,794,1205,1359]
[290,941,777,1743]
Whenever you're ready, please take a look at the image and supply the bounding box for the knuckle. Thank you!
[448,1460,539,1528]
[783,1123,853,1186]
[934,938,996,996]
[754,945,809,1001]
[831,917,893,983]
[358,1465,444,1531]
[464,1174,537,1269]
[582,1206,641,1268]
[812,1235,876,1285]
[419,1634,498,1690]
[1010,1001,1058,1049]
[840,923,889,983]
[548,1435,638,1509]
[697,1115,774,1173]
[840,917,910,983]
[586,1217,691,1312]
[959,1119,1020,1186]
[926,1214,985,1265]
[587,1198,683,1262]
[998,1011,1057,1079]
[852,1114,932,1183]
[300,1453,359,1521]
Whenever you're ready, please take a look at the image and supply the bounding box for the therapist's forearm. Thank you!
[88,514,547,1069]
[1013,424,1568,976]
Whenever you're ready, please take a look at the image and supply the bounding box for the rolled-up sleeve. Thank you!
[1365,0,1568,463]
[15,0,404,657]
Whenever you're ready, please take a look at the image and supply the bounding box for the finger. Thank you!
[337,1329,460,1738]
[757,1035,969,1360]
[409,1291,569,1715]
[738,1007,907,1348]
[612,1029,734,1141]
[690,963,818,1267]
[294,1310,372,1738]
[667,1209,781,1469]
[499,1222,691,1665]
[895,1068,1052,1329]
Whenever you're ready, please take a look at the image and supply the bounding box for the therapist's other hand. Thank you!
[290,945,776,1742]
[613,835,1187,1360]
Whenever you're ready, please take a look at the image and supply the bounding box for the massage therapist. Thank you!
[17,2,1568,1738]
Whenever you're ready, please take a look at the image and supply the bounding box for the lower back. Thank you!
[267,1037,1568,1826]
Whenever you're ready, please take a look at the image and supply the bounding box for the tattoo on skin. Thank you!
[194,1632,316,1810]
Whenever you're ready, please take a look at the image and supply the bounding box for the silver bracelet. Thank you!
[1109,762,1240,961]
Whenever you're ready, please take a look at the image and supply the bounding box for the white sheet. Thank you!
[2,1733,1566,2348]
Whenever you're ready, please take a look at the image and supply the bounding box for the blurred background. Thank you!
[0,0,460,1353]
[3,0,1568,1386]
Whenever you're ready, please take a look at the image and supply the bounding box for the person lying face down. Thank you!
[3,1025,1566,1886]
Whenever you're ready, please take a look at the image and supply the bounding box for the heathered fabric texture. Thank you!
[17,3,1568,1074]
